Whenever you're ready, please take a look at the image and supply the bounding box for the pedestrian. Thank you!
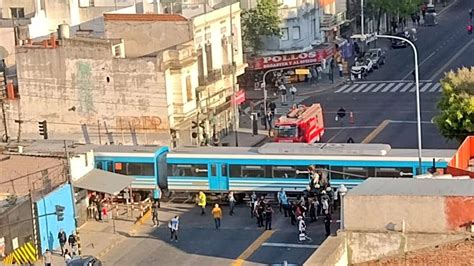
[321,191,329,215]
[277,188,285,213]
[337,62,344,77]
[152,201,159,227]
[309,198,317,222]
[250,191,257,218]
[58,229,67,255]
[264,204,273,230]
[279,83,287,105]
[297,216,307,241]
[256,200,265,228]
[266,111,274,132]
[470,9,473,20]
[153,185,162,208]
[212,204,223,229]
[416,14,421,26]
[289,202,297,225]
[411,13,416,26]
[326,187,335,214]
[269,101,277,116]
[64,249,72,263]
[68,231,78,255]
[95,195,103,221]
[324,213,332,237]
[468,24,473,34]
[43,249,52,266]
[168,215,180,241]
[228,191,236,216]
[198,191,206,215]
[289,85,297,102]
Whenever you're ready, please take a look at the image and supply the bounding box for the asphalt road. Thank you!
[102,203,338,266]
[364,0,474,82]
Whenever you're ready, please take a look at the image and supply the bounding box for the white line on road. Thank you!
[430,39,474,80]
[401,51,437,80]
[352,83,368,93]
[262,242,320,249]
[420,83,433,92]
[334,84,350,93]
[342,84,358,93]
[381,83,395,92]
[390,83,405,92]
[400,83,413,92]
[429,83,441,92]
[409,83,425,92]
[372,83,386,92]
[362,83,377,92]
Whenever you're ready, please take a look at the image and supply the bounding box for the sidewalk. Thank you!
[219,131,268,147]
[35,206,143,265]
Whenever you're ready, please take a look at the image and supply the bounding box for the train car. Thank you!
[165,143,455,195]
[93,145,168,190]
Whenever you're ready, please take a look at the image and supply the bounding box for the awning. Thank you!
[74,169,135,195]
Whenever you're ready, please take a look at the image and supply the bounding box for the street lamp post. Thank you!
[338,184,348,230]
[352,33,423,173]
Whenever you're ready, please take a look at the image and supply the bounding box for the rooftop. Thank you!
[103,13,187,22]
[348,178,474,197]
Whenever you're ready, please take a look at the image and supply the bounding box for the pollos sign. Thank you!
[252,47,333,70]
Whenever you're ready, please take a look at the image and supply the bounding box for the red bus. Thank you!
[274,104,325,143]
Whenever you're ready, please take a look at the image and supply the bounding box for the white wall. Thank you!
[69,150,95,181]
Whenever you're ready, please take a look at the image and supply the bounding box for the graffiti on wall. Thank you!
[76,61,96,114]
[116,116,163,131]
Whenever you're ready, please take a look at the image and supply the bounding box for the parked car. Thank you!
[351,57,373,80]
[68,256,102,266]
[368,48,386,69]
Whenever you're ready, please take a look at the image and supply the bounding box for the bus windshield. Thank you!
[276,125,298,138]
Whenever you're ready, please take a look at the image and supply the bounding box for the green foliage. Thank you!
[434,67,474,142]
[365,0,422,16]
[241,0,281,53]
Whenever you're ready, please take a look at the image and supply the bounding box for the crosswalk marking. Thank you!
[362,83,377,92]
[400,83,413,92]
[342,84,358,93]
[420,83,432,92]
[429,83,441,92]
[334,84,350,93]
[372,83,385,92]
[334,82,442,94]
[381,83,395,92]
[390,83,405,92]
[352,83,368,93]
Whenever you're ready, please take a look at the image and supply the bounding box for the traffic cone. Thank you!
[349,112,354,124]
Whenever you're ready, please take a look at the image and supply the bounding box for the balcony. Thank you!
[221,63,235,75]
[320,12,347,30]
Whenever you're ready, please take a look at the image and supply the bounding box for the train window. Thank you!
[221,165,227,176]
[330,166,344,179]
[375,167,413,178]
[229,165,241,177]
[344,167,368,179]
[167,164,208,177]
[127,163,155,176]
[211,164,217,176]
[229,165,266,178]
[273,166,296,178]
[114,162,127,175]
[96,162,103,170]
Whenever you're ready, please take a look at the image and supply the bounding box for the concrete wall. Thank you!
[345,195,447,233]
[0,197,34,255]
[36,183,75,254]
[7,38,170,145]
[70,150,94,182]
[0,27,16,66]
[304,233,348,266]
[104,19,192,57]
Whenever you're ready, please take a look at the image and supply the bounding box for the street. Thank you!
[101,203,338,266]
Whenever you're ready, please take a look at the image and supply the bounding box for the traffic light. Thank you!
[55,205,65,221]
[38,120,48,139]
[192,121,198,129]
[337,107,346,119]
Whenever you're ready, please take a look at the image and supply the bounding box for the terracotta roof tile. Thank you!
[104,13,188,22]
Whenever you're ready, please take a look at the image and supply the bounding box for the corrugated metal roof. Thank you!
[74,169,135,195]
[347,178,474,197]
[104,13,188,22]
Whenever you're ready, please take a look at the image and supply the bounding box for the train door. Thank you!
[209,163,229,191]
[96,160,114,172]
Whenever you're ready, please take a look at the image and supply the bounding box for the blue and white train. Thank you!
[92,143,455,196]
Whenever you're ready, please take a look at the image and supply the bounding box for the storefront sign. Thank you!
[252,47,334,70]
[295,69,310,75]
[234,90,245,105]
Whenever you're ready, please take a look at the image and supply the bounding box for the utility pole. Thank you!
[64,140,81,255]
[229,0,239,146]
[0,61,8,142]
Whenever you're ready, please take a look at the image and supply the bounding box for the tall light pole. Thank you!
[229,0,239,146]
[361,0,364,35]
[352,33,423,173]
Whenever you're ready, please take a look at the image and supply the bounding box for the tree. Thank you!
[434,67,474,142]
[241,0,281,53]
[365,0,421,32]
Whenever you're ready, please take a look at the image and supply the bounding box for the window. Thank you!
[96,162,103,170]
[197,48,205,84]
[185,76,193,102]
[292,26,301,40]
[113,162,155,176]
[273,166,296,178]
[211,164,217,176]
[229,165,266,178]
[221,37,229,65]
[167,164,208,177]
[375,167,413,178]
[343,167,368,179]
[281,28,289,40]
[10,8,25,19]
[222,165,227,176]
[205,43,213,73]
[312,19,317,39]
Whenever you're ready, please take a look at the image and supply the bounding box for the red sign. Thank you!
[234,90,245,105]
[252,47,334,70]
